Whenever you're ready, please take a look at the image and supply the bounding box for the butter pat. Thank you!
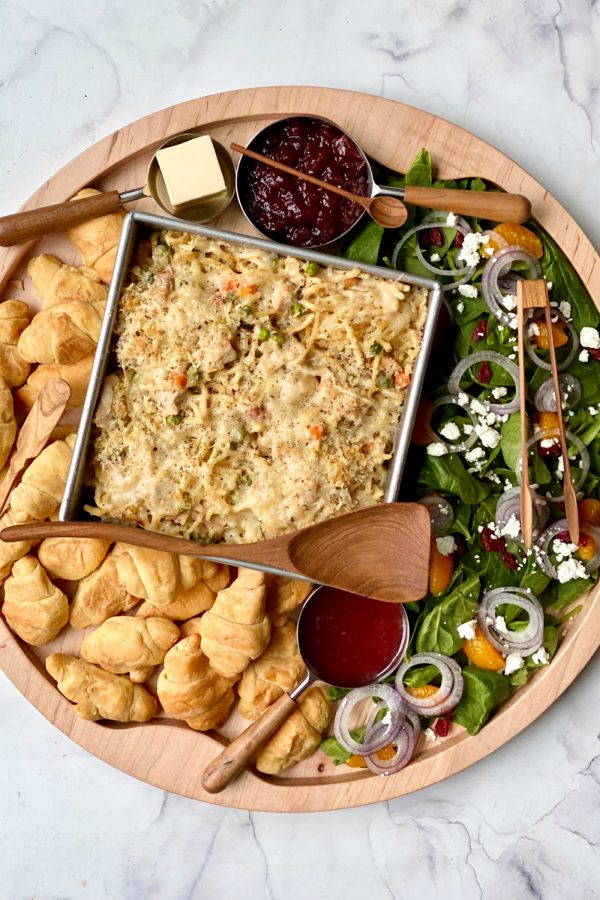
[156,136,226,210]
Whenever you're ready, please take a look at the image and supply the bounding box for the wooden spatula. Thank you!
[517,280,579,545]
[0,502,431,603]
[0,378,71,516]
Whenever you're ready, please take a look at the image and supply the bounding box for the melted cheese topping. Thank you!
[89,231,428,543]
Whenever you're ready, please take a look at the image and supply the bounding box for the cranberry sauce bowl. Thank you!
[235,115,377,249]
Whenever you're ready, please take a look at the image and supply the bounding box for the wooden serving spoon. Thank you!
[1,502,431,603]
[0,378,71,515]
[232,143,532,228]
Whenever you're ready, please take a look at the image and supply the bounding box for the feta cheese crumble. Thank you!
[556,557,587,583]
[446,212,458,226]
[436,535,456,556]
[458,284,478,299]
[465,446,485,462]
[504,653,525,676]
[558,301,572,319]
[440,422,461,441]
[424,727,439,743]
[491,386,508,400]
[457,619,477,640]
[427,442,447,457]
[456,302,464,314]
[457,232,489,267]
[580,327,600,349]
[494,614,509,635]
[500,514,521,539]
[502,293,517,311]
[475,423,501,449]
[530,647,549,666]
[579,349,590,363]
[527,322,540,338]
[430,252,441,262]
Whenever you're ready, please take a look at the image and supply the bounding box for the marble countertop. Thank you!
[2,1,600,897]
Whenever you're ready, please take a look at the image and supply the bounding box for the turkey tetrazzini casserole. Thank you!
[89,230,428,543]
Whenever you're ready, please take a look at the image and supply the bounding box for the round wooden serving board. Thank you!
[1,86,599,813]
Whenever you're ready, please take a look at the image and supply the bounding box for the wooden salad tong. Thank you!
[1,502,431,603]
[517,280,579,546]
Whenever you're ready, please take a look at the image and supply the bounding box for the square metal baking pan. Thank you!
[60,210,442,536]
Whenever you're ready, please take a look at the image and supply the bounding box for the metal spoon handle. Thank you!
[0,191,123,246]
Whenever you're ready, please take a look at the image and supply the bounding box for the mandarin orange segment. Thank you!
[347,754,368,768]
[375,744,398,762]
[495,223,543,259]
[579,498,600,526]
[577,534,597,561]
[429,539,454,595]
[480,230,505,258]
[463,625,505,671]
[537,411,560,431]
[405,683,439,699]
[533,320,568,350]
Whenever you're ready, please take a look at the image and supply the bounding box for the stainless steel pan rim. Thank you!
[60,211,442,579]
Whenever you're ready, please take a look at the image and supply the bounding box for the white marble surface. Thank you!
[1,0,600,896]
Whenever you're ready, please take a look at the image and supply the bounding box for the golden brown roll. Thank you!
[255,685,330,775]
[0,299,30,387]
[2,556,69,645]
[46,654,157,722]
[67,189,126,283]
[80,615,180,682]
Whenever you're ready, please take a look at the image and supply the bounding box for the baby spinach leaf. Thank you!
[405,148,432,187]
[531,224,600,331]
[555,576,595,612]
[343,220,384,266]
[418,454,490,504]
[320,727,366,766]
[402,663,440,688]
[415,575,480,655]
[325,685,351,701]
[452,667,511,735]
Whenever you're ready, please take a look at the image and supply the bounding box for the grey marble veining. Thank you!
[1,0,600,897]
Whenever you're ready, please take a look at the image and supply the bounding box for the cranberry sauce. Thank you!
[238,117,370,247]
[297,587,405,688]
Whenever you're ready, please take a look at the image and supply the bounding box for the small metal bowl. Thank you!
[148,131,236,223]
[235,115,403,250]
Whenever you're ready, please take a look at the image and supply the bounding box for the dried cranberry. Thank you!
[501,550,519,571]
[589,348,600,361]
[471,320,488,342]
[476,361,493,384]
[537,440,561,459]
[434,714,452,738]
[481,526,506,552]
[557,530,571,542]
[453,231,464,248]
[579,533,591,548]
[453,534,468,557]
[419,226,444,248]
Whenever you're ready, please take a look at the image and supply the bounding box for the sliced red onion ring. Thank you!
[494,486,549,541]
[391,221,476,291]
[478,587,544,656]
[425,394,479,452]
[516,429,590,501]
[536,518,600,579]
[447,351,520,414]
[418,496,455,538]
[534,374,582,412]
[524,311,579,371]
[333,683,405,756]
[481,247,542,326]
[395,652,464,716]
[365,709,421,776]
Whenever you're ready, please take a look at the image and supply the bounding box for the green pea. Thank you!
[271,332,284,347]
[241,474,253,486]
[146,272,155,284]
[241,305,253,317]
[258,327,271,342]
[291,302,306,317]
[370,342,383,356]
[377,376,392,389]
[166,414,182,426]
[304,261,320,276]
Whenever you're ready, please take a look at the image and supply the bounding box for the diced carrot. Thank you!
[429,538,454,595]
[463,625,505,671]
[223,280,238,292]
[360,442,375,455]
[579,498,600,526]
[170,372,188,389]
[308,424,326,440]
[344,276,360,288]
[394,371,410,388]
[239,284,258,297]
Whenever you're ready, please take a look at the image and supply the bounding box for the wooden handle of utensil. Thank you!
[403,186,531,224]
[231,143,369,208]
[0,191,123,246]
[202,692,298,794]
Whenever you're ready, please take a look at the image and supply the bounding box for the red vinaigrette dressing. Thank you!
[297,587,405,688]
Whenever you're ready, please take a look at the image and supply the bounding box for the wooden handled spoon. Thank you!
[232,143,532,228]
[1,502,431,603]
[0,378,71,515]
